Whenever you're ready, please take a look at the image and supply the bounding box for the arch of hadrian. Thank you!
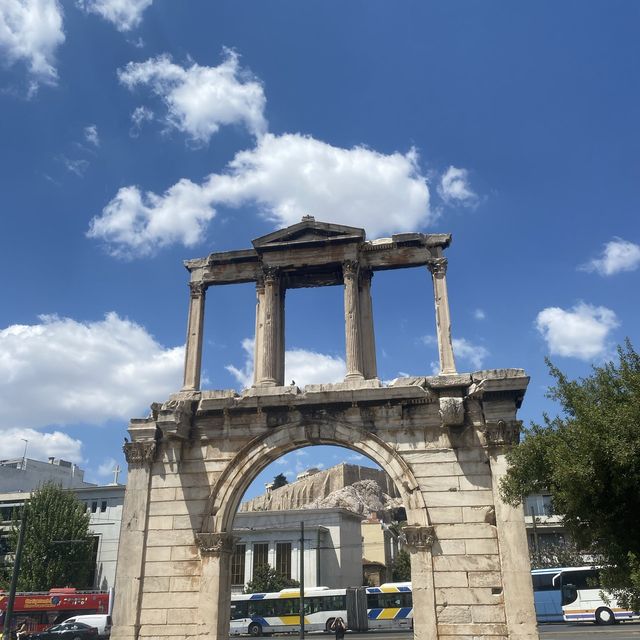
[113,217,538,640]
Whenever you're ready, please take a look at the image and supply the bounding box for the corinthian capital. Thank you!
[427,257,448,277]
[403,525,436,550]
[482,420,521,447]
[342,260,359,280]
[195,532,236,555]
[123,441,156,467]
[262,266,280,284]
[189,281,207,297]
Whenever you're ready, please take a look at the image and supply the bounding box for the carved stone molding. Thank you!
[123,441,156,467]
[156,398,195,439]
[439,396,465,426]
[482,419,521,447]
[189,281,206,297]
[427,257,448,277]
[195,532,236,556]
[262,266,280,284]
[403,525,436,550]
[342,260,359,280]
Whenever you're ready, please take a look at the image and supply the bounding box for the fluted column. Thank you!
[182,281,207,391]
[256,267,283,386]
[428,254,457,375]
[358,269,377,379]
[277,287,286,384]
[343,260,364,380]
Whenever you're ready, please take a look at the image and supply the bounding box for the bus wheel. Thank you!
[248,622,263,636]
[595,607,615,625]
[325,619,336,633]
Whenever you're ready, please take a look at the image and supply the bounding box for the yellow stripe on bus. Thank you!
[380,587,401,593]
[279,616,310,625]
[377,608,401,619]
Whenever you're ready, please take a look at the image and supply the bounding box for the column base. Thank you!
[255,379,277,387]
[344,373,365,381]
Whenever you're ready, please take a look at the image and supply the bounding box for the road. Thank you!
[249,624,640,640]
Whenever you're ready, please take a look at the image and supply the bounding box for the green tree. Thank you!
[500,341,640,610]
[244,563,299,594]
[0,483,95,591]
[392,550,411,582]
[529,540,587,570]
[272,473,288,489]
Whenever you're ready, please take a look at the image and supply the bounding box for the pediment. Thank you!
[252,216,365,249]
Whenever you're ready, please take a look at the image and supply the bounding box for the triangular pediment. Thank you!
[252,216,365,249]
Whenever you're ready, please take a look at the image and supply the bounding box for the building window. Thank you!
[100,500,107,513]
[253,543,269,574]
[232,544,246,586]
[276,542,292,579]
[91,501,98,513]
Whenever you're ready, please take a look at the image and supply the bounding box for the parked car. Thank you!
[61,616,111,639]
[25,621,99,640]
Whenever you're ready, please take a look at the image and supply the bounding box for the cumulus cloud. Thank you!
[226,338,346,389]
[76,0,152,31]
[118,50,267,143]
[535,302,619,360]
[0,0,65,92]
[421,334,489,370]
[0,427,83,462]
[580,237,640,276]
[0,312,184,429]
[473,308,486,320]
[89,132,431,256]
[438,166,477,207]
[84,124,99,147]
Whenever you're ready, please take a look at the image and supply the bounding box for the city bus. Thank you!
[530,568,564,623]
[230,582,413,635]
[0,589,111,633]
[554,566,640,624]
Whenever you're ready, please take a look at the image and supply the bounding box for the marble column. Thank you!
[110,441,156,640]
[358,269,377,379]
[343,260,364,380]
[256,267,283,386]
[277,287,286,385]
[253,278,265,386]
[427,254,457,375]
[195,533,235,640]
[182,281,207,391]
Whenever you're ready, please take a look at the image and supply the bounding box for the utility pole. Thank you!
[299,521,305,640]
[530,506,539,557]
[2,506,28,640]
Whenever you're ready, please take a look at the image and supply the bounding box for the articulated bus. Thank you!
[531,568,564,623]
[0,589,111,633]
[554,567,640,625]
[230,583,413,636]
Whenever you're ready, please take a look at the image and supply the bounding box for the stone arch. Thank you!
[204,416,430,535]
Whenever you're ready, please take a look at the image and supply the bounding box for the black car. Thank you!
[26,622,99,640]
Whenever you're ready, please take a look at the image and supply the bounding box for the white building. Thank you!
[0,457,93,492]
[231,509,364,594]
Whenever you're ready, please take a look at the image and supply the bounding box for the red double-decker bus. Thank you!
[0,588,110,633]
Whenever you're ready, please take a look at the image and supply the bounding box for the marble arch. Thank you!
[112,218,539,640]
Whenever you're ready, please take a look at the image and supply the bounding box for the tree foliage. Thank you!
[272,473,289,490]
[392,550,411,582]
[529,540,587,570]
[0,483,95,591]
[500,341,640,609]
[244,563,299,594]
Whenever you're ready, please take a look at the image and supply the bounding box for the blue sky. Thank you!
[0,1,638,500]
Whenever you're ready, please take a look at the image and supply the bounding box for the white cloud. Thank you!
[421,334,489,370]
[84,124,99,147]
[76,0,152,32]
[535,302,619,360]
[60,155,89,176]
[130,105,153,136]
[226,338,346,390]
[438,166,477,207]
[0,0,65,92]
[118,50,267,143]
[89,133,431,256]
[452,337,489,370]
[0,427,83,462]
[97,457,117,478]
[474,308,486,320]
[0,312,184,429]
[86,181,216,258]
[581,237,640,276]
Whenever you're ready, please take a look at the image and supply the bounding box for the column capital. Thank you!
[262,266,280,283]
[189,281,207,297]
[403,525,436,550]
[427,257,448,277]
[195,532,236,556]
[123,441,156,467]
[342,260,359,279]
[482,419,521,447]
[359,267,373,285]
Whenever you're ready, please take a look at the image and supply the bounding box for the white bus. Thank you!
[230,582,413,635]
[555,566,640,624]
